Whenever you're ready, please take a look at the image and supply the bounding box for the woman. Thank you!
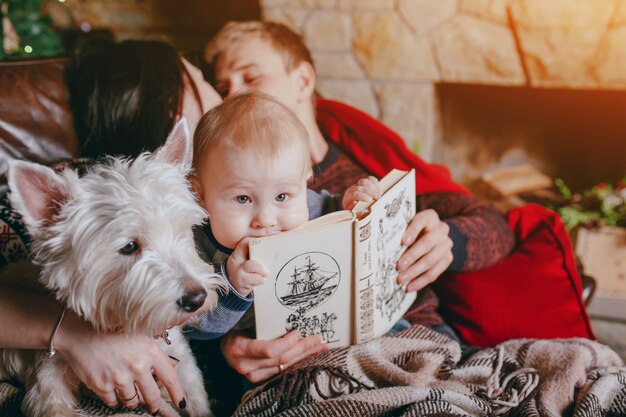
[68,38,218,159]
[0,38,226,414]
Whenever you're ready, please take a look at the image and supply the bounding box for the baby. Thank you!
[186,91,380,338]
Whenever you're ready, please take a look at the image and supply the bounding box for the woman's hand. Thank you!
[220,329,328,383]
[180,58,222,129]
[396,209,453,292]
[56,311,184,414]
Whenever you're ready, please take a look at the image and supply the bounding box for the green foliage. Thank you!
[0,0,64,60]
[553,177,626,230]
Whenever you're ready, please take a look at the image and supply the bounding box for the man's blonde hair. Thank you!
[193,91,311,175]
[205,20,314,80]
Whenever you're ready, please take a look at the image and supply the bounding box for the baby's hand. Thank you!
[342,176,381,210]
[227,237,268,297]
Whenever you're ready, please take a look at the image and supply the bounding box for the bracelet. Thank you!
[46,307,66,358]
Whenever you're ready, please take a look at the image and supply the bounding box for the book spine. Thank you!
[353,218,375,344]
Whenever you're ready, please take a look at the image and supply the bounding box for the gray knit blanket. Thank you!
[233,326,626,417]
[1,325,625,417]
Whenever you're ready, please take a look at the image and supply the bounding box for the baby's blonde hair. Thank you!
[204,20,314,79]
[193,91,311,175]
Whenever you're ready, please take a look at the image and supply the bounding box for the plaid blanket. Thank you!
[1,325,625,416]
[234,326,626,417]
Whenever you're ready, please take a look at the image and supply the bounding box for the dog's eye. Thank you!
[119,241,140,255]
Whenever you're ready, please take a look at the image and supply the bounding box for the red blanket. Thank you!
[316,97,594,346]
[316,98,471,197]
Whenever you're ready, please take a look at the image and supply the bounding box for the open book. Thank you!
[249,169,417,347]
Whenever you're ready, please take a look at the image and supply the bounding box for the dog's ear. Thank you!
[7,160,67,230]
[155,116,193,168]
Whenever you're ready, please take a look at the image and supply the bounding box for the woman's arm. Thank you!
[0,285,62,349]
[0,286,184,413]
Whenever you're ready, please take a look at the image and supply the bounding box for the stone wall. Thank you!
[261,0,626,173]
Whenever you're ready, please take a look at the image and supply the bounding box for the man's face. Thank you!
[192,144,310,249]
[213,38,301,112]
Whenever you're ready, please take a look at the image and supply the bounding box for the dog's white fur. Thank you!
[0,119,226,417]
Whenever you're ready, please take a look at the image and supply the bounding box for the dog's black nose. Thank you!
[177,288,207,312]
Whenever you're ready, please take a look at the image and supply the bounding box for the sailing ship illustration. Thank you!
[279,255,339,310]
[286,307,338,343]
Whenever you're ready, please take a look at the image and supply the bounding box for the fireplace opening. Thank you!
[434,83,626,191]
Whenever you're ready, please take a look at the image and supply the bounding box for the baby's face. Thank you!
[213,38,300,112]
[193,145,309,249]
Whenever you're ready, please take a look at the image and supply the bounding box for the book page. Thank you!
[250,218,354,347]
[292,210,353,231]
[357,169,417,338]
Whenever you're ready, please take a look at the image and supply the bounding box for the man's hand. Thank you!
[396,209,453,292]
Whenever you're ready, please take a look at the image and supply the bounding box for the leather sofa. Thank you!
[0,57,77,185]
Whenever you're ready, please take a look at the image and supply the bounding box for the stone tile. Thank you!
[338,0,394,10]
[315,0,337,8]
[317,79,379,118]
[374,82,436,158]
[262,8,309,32]
[612,0,626,26]
[303,11,352,51]
[510,0,617,88]
[595,27,626,91]
[262,0,336,7]
[399,0,458,37]
[510,0,617,27]
[459,0,510,24]
[433,15,524,84]
[312,52,366,78]
[353,12,438,81]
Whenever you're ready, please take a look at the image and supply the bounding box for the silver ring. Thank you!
[277,363,285,373]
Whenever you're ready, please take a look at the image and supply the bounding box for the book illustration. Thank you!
[384,189,404,218]
[403,199,414,224]
[359,220,371,242]
[374,186,414,320]
[274,253,341,343]
[286,307,338,343]
[375,246,409,320]
[275,253,340,311]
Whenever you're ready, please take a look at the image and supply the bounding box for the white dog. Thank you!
[0,119,226,417]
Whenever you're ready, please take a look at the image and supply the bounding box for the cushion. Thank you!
[434,203,595,347]
[0,190,29,267]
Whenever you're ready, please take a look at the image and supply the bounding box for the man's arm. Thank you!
[416,192,515,271]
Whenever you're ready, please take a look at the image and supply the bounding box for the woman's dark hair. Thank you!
[67,38,185,158]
